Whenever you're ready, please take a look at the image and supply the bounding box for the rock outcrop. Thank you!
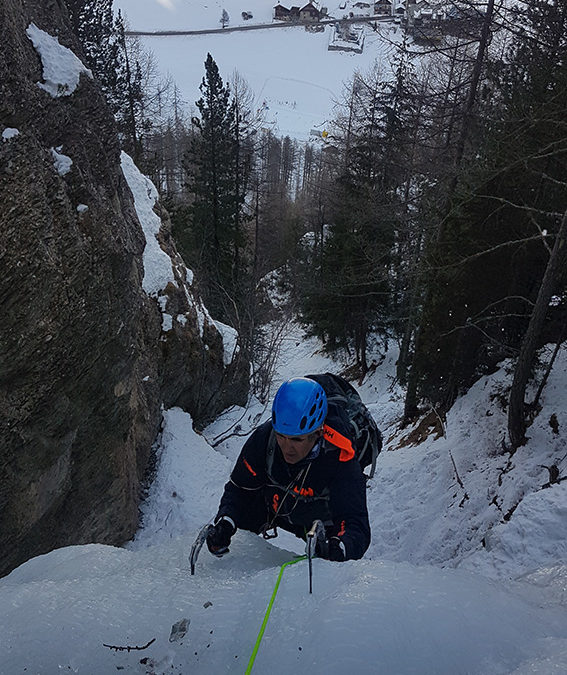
[0,0,248,576]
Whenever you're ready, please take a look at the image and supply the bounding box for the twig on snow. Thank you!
[103,638,156,652]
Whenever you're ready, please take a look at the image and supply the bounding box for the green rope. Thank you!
[245,555,307,674]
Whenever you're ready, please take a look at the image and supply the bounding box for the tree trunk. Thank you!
[508,209,567,450]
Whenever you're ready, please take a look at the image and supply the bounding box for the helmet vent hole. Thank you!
[300,416,307,430]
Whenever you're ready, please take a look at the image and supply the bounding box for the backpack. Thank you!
[307,372,382,478]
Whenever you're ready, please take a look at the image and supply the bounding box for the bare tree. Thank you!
[508,210,567,450]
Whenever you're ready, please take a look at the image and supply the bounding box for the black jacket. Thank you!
[216,406,370,560]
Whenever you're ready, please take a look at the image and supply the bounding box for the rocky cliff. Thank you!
[0,0,248,577]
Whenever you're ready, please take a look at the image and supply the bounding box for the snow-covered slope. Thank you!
[1,326,566,674]
[2,536,566,674]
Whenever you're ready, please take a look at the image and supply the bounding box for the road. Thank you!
[125,15,393,37]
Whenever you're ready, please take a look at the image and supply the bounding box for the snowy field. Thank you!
[114,0,402,140]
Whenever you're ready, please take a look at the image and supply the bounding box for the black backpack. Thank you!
[306,372,382,478]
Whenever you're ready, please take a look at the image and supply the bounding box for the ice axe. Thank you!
[306,519,326,594]
[189,523,213,575]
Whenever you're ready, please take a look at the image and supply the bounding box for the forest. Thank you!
[69,0,567,455]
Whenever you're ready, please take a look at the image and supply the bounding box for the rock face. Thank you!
[0,0,248,577]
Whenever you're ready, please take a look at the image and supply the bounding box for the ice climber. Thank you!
[206,376,371,562]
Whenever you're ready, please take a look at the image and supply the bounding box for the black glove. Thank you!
[315,536,346,562]
[327,537,346,562]
[206,517,236,557]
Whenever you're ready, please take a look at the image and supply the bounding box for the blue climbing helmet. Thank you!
[271,377,328,436]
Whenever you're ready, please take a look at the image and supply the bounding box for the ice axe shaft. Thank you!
[306,519,325,594]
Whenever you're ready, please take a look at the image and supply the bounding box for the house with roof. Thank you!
[393,0,406,15]
[300,2,321,20]
[408,0,439,26]
[273,3,290,19]
[374,0,392,15]
[274,1,321,21]
[350,1,372,16]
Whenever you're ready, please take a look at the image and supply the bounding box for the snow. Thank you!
[26,23,93,97]
[114,0,403,141]
[120,150,177,297]
[192,296,215,339]
[120,146,238,364]
[119,151,235,359]
[2,127,19,141]
[51,146,73,175]
[213,319,239,365]
[2,322,566,674]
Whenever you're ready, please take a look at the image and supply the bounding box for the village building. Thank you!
[407,0,440,26]
[273,3,301,20]
[273,3,290,20]
[350,0,372,15]
[300,2,321,20]
[373,0,392,15]
[274,2,320,21]
[273,4,287,19]
[328,19,365,52]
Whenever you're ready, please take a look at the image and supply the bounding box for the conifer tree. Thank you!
[184,54,247,324]
[299,67,402,372]
[67,1,145,162]
[67,0,120,97]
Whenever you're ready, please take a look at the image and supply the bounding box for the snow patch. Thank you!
[2,127,19,141]
[120,151,176,297]
[213,320,239,365]
[26,23,92,97]
[51,146,72,175]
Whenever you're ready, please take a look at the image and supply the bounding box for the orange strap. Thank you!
[243,458,257,476]
[323,425,355,462]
